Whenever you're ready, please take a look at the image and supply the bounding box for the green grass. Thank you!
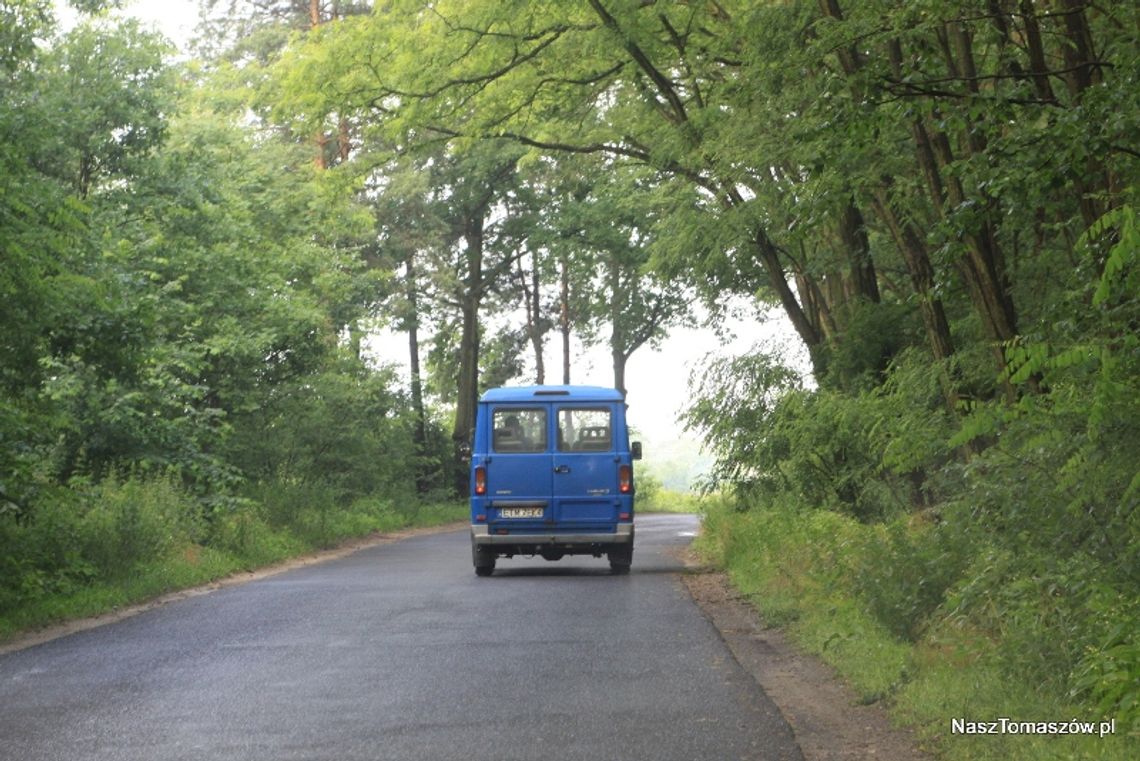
[636,479,707,514]
[695,497,1137,760]
[0,478,467,644]
[0,546,240,641]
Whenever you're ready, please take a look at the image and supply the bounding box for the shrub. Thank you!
[0,475,201,614]
[207,507,303,567]
[75,475,201,578]
[686,347,956,522]
[854,516,974,642]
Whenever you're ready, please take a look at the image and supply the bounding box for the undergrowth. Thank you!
[635,475,706,513]
[0,474,465,641]
[696,496,1137,760]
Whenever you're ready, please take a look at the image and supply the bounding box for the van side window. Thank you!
[557,408,612,452]
[492,408,547,453]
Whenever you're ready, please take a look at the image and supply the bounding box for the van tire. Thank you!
[472,542,496,576]
[608,546,632,574]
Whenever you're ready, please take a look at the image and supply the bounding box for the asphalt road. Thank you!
[0,514,802,761]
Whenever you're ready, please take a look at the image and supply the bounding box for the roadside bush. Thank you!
[249,479,340,531]
[938,310,1140,730]
[75,475,201,578]
[945,541,1140,732]
[854,515,974,642]
[206,506,303,567]
[293,495,402,548]
[242,479,402,548]
[697,495,863,624]
[818,300,917,393]
[688,349,954,521]
[699,497,1140,757]
[1072,590,1140,734]
[0,490,88,611]
[633,473,662,511]
[0,475,201,614]
[223,366,421,501]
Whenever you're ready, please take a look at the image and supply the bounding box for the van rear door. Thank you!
[551,405,622,531]
[485,405,550,526]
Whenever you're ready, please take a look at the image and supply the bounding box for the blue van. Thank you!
[469,385,642,576]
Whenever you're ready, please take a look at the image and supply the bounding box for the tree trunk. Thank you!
[1055,0,1101,99]
[337,117,351,163]
[560,253,571,384]
[1053,0,1109,228]
[348,321,363,361]
[1017,0,1059,105]
[887,37,1022,393]
[816,6,960,406]
[452,215,484,496]
[925,125,1019,346]
[308,0,328,169]
[867,188,954,363]
[837,200,880,306]
[792,262,838,345]
[405,255,429,493]
[608,255,627,396]
[612,346,628,399]
[752,227,826,374]
[531,261,545,384]
[518,254,545,384]
[408,322,429,492]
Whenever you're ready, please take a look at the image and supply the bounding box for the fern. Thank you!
[1081,204,1138,307]
[949,400,1007,448]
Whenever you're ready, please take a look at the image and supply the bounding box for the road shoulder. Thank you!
[680,566,932,761]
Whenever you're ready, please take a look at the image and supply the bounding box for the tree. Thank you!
[269,1,849,374]
[32,20,172,197]
[356,138,526,493]
[811,0,1133,392]
[549,159,693,396]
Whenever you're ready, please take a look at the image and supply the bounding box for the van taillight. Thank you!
[474,466,487,495]
[618,464,631,494]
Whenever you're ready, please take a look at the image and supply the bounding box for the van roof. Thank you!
[480,385,624,403]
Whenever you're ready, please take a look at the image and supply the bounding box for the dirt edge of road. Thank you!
[0,522,466,657]
[678,556,933,761]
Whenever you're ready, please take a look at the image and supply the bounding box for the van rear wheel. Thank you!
[472,542,496,577]
[608,545,632,574]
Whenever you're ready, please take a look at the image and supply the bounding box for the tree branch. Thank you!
[587,0,689,124]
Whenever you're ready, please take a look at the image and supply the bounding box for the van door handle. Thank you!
[553,465,570,474]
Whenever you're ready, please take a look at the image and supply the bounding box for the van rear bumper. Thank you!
[471,522,633,546]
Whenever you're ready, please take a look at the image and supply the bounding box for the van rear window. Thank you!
[492,408,547,453]
[557,408,612,452]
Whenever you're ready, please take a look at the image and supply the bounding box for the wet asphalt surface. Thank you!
[0,514,802,761]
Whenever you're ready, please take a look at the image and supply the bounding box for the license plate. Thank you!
[499,507,543,519]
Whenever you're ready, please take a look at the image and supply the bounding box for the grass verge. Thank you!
[0,476,466,643]
[636,477,707,514]
[695,497,1136,760]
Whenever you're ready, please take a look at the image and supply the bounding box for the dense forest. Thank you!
[2,0,1137,754]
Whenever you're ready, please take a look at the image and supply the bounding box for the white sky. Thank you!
[53,0,813,444]
[53,0,201,44]
[623,314,809,441]
[126,0,200,41]
[365,303,810,444]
